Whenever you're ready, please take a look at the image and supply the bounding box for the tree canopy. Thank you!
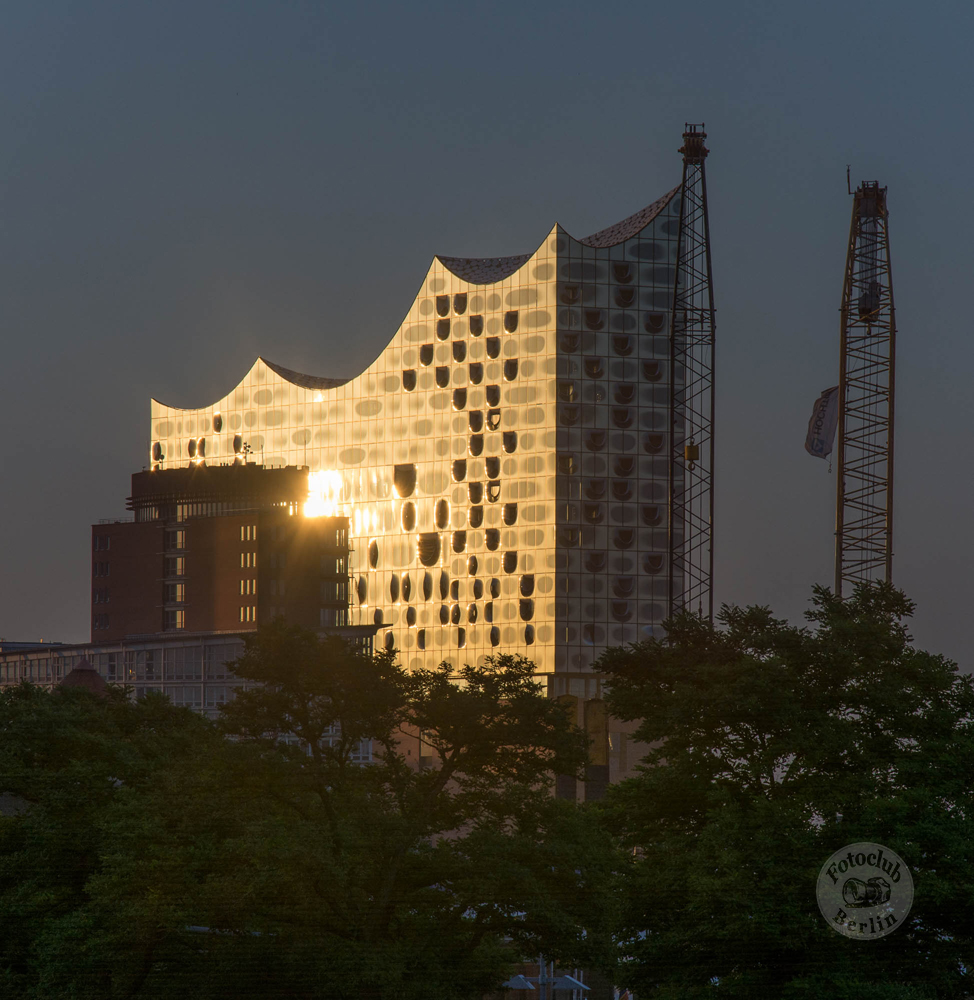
[0,626,616,1000]
[598,583,974,999]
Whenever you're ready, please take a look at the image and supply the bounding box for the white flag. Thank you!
[805,386,839,459]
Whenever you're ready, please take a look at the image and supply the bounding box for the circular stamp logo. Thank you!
[817,842,913,940]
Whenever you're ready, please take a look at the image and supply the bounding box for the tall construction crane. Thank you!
[834,181,897,597]
[670,124,716,621]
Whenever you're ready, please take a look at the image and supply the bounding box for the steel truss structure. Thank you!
[669,124,716,620]
[835,181,896,596]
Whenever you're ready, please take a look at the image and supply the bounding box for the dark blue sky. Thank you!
[2,1,971,664]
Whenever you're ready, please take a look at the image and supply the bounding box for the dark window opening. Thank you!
[435,367,450,388]
[435,295,450,317]
[420,344,434,366]
[612,334,633,356]
[401,502,416,531]
[504,310,519,332]
[436,318,450,340]
[394,464,417,498]
[435,499,450,529]
[486,337,500,359]
[402,369,417,391]
[418,533,441,566]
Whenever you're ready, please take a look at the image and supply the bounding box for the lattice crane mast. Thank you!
[834,181,897,597]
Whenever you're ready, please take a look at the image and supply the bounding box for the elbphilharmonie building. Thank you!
[147,127,715,691]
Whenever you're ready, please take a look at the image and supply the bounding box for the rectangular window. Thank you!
[163,609,185,631]
[164,583,185,604]
[164,530,186,551]
[320,608,349,627]
[164,556,185,577]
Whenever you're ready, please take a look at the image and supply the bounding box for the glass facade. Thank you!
[148,188,684,674]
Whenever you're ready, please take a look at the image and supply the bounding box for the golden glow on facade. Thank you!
[304,469,344,518]
[147,184,684,675]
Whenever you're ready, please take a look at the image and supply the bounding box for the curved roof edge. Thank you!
[262,358,349,391]
[577,185,680,248]
[152,357,348,411]
[435,252,534,285]
[434,185,679,284]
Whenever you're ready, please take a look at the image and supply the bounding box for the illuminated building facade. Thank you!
[147,155,715,690]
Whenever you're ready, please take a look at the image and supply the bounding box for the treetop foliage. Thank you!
[597,583,974,998]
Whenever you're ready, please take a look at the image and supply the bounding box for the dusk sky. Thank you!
[2,1,971,665]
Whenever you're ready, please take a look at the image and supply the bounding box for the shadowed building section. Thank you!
[91,464,349,641]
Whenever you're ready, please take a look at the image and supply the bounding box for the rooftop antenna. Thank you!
[834,181,896,596]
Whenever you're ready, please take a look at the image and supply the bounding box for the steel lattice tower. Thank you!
[669,124,716,620]
[835,181,896,596]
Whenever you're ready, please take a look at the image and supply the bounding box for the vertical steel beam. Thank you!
[669,124,716,620]
[834,182,896,596]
